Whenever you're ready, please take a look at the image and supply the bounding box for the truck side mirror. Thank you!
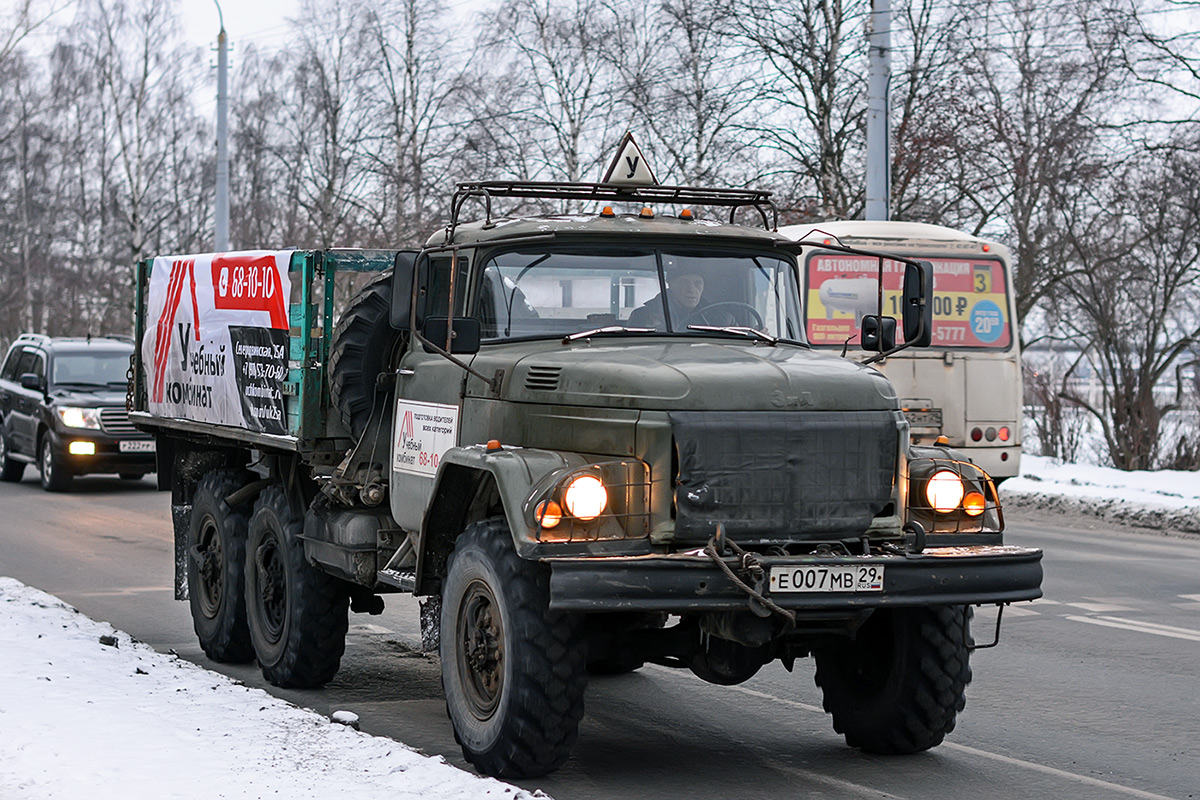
[19,372,43,392]
[422,317,481,355]
[902,260,934,347]
[389,250,418,330]
[860,316,896,352]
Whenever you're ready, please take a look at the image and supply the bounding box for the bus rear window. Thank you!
[804,253,1012,349]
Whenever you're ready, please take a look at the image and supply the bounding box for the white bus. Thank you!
[780,221,1023,480]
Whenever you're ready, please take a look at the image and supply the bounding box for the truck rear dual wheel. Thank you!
[441,518,587,778]
[188,469,256,663]
[813,605,973,754]
[245,485,349,688]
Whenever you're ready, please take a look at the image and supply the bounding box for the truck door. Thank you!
[389,252,472,531]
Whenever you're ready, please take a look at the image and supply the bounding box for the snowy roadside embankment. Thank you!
[0,577,543,800]
[1002,455,1200,535]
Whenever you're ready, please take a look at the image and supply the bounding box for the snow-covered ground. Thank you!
[1,455,1196,800]
[0,577,542,800]
[1003,455,1200,534]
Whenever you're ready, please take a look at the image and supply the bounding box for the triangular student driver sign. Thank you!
[601,132,659,186]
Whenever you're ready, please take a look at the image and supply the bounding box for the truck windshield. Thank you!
[478,246,805,343]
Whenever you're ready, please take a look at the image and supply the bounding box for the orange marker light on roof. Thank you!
[679,209,694,220]
[600,206,615,217]
[486,439,502,451]
[640,207,654,218]
[982,244,991,252]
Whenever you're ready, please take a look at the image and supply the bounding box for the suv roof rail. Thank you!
[15,333,51,346]
[449,181,778,240]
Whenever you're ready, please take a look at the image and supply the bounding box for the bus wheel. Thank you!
[188,469,255,663]
[245,485,348,688]
[441,517,587,778]
[813,605,972,754]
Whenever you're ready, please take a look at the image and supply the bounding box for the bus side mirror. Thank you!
[390,250,418,330]
[902,260,934,347]
[861,316,896,352]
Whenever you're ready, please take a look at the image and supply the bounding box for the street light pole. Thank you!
[865,0,891,221]
[213,0,230,252]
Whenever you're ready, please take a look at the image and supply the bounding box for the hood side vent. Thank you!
[525,365,563,391]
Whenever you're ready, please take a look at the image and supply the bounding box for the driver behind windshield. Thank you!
[627,267,732,330]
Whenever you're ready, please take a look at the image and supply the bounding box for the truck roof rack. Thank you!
[449,181,778,239]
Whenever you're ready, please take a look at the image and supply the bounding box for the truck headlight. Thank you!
[57,407,102,430]
[564,475,607,520]
[925,470,964,512]
[525,460,650,543]
[906,457,1002,534]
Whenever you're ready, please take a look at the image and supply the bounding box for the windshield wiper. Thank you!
[53,381,108,389]
[562,325,657,343]
[686,325,779,345]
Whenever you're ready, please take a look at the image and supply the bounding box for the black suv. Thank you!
[0,334,156,491]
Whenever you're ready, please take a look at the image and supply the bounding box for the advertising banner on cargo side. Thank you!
[805,254,1011,349]
[142,251,293,435]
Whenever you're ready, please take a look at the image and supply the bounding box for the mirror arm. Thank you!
[411,328,500,394]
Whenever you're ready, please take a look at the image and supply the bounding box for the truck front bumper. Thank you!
[547,545,1042,613]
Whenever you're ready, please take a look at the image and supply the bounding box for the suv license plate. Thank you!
[769,565,884,593]
[119,440,155,453]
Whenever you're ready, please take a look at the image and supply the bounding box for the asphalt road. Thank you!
[1,471,1198,800]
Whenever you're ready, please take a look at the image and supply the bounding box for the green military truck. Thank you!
[131,176,1042,779]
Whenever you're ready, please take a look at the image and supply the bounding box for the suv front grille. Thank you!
[99,407,137,435]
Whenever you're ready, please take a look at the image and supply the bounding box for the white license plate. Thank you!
[769,565,885,593]
[119,440,156,453]
[904,408,943,428]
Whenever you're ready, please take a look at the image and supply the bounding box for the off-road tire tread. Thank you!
[814,605,972,754]
[329,270,398,439]
[247,485,348,688]
[443,518,587,778]
[188,469,255,663]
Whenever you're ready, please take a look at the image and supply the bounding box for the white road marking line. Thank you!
[1064,615,1200,643]
[648,662,1180,800]
[940,743,1180,800]
[649,665,1174,797]
[1063,602,1135,613]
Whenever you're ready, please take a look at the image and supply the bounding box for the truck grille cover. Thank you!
[670,410,901,542]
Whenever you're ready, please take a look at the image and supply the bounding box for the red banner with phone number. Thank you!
[805,254,1011,349]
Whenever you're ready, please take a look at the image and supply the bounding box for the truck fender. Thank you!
[414,444,594,595]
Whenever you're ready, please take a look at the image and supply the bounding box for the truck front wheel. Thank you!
[813,605,972,754]
[188,469,255,663]
[245,485,349,688]
[441,518,587,778]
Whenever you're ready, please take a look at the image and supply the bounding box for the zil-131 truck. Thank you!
[130,160,1042,779]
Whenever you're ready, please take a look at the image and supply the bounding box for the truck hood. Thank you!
[473,339,898,412]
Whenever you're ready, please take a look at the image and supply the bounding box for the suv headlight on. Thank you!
[57,406,102,430]
[907,458,1002,534]
[525,460,649,543]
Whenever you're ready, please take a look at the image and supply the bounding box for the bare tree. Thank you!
[606,0,761,187]
[1053,143,1200,470]
[731,0,868,218]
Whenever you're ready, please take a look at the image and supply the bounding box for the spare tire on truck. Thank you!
[328,269,403,440]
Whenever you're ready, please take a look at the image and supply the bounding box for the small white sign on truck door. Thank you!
[393,399,459,476]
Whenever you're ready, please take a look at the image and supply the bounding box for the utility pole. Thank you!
[865,0,891,221]
[214,1,230,251]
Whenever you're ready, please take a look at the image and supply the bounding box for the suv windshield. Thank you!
[52,351,131,386]
[478,246,805,342]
